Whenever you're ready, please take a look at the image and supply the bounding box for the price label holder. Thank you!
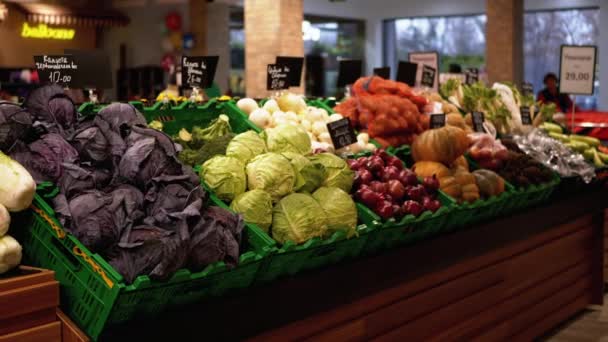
[559,45,597,130]
[327,118,357,150]
[267,64,289,91]
[276,56,304,87]
[430,114,446,129]
[182,56,218,88]
[337,59,363,88]
[472,111,485,132]
[420,65,436,88]
[373,67,390,79]
[520,106,532,125]
[465,68,479,85]
[522,82,534,97]
[34,55,78,87]
[409,51,439,90]
[396,61,418,87]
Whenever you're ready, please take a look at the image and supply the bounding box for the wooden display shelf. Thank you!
[103,189,606,341]
[0,266,59,338]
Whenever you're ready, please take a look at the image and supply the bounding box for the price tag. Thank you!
[34,55,78,87]
[521,82,534,97]
[64,49,112,89]
[472,111,485,132]
[182,56,219,88]
[409,51,439,90]
[420,65,436,88]
[276,56,304,87]
[327,118,357,150]
[337,59,363,87]
[396,61,417,87]
[520,106,532,125]
[373,67,390,79]
[430,114,446,128]
[465,68,479,85]
[267,64,289,91]
[559,45,596,95]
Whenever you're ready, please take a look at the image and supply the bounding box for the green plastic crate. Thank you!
[506,173,561,213]
[14,194,274,341]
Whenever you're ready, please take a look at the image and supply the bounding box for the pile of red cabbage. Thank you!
[2,85,244,283]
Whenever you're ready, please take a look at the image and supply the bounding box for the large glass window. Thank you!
[384,15,487,75]
[524,8,599,110]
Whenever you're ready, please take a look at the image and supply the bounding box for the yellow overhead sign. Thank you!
[21,23,75,40]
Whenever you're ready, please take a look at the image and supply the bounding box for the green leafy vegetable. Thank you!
[271,193,328,244]
[282,152,326,193]
[178,133,235,166]
[226,131,267,164]
[312,187,357,238]
[245,152,296,202]
[262,123,311,155]
[201,155,246,201]
[190,114,231,149]
[308,153,354,193]
[230,189,273,231]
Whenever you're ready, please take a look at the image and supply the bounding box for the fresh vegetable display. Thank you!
[201,125,357,244]
[334,76,429,147]
[539,122,608,168]
[467,133,509,170]
[171,114,236,166]
[1,85,244,284]
[237,93,376,154]
[348,149,442,220]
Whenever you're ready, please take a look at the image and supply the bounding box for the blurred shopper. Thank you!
[537,72,574,112]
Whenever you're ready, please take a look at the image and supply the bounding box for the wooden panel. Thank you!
[0,281,59,321]
[428,259,592,341]
[306,320,366,342]
[57,310,90,342]
[0,321,61,342]
[0,266,55,292]
[0,308,56,336]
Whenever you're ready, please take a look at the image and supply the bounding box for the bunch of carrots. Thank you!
[334,77,429,147]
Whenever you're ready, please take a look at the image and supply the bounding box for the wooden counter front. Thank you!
[104,189,606,341]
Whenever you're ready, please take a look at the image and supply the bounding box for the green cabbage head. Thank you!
[308,153,354,193]
[312,187,357,238]
[271,193,328,244]
[263,123,311,155]
[200,155,246,201]
[281,152,326,193]
[230,189,273,232]
[225,131,267,164]
[246,152,296,202]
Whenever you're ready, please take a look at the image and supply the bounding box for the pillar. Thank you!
[486,0,523,85]
[206,2,230,93]
[189,0,207,55]
[599,4,608,110]
[245,0,304,98]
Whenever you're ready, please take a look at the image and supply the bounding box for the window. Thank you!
[524,8,599,110]
[384,14,487,76]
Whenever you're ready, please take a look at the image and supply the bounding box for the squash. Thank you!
[451,156,469,171]
[411,126,470,165]
[473,169,505,197]
[453,168,480,203]
[446,113,467,130]
[439,175,461,198]
[412,161,451,179]
[0,152,35,212]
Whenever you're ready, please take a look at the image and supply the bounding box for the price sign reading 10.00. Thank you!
[34,55,78,86]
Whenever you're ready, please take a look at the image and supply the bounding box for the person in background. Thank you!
[537,72,575,113]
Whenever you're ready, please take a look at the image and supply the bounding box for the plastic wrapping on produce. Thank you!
[513,129,595,183]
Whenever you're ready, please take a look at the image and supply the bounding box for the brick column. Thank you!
[486,0,523,85]
[245,0,304,98]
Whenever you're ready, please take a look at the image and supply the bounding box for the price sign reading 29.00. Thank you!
[559,45,597,95]
[34,55,78,86]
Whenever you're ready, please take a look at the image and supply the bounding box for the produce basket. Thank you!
[14,194,274,341]
[209,194,373,284]
[505,173,561,214]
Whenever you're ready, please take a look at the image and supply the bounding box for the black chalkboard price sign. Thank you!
[267,64,289,91]
[327,118,357,150]
[421,65,436,88]
[182,56,218,88]
[430,114,446,128]
[521,82,534,97]
[465,68,479,85]
[520,106,532,125]
[276,56,304,87]
[34,55,78,86]
[472,111,485,132]
[373,67,390,79]
[396,61,418,87]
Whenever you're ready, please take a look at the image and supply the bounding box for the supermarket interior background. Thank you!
[2,1,608,341]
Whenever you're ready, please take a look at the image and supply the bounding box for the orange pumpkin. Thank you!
[412,126,470,165]
[412,161,451,179]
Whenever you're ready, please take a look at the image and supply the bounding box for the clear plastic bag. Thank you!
[512,128,595,183]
